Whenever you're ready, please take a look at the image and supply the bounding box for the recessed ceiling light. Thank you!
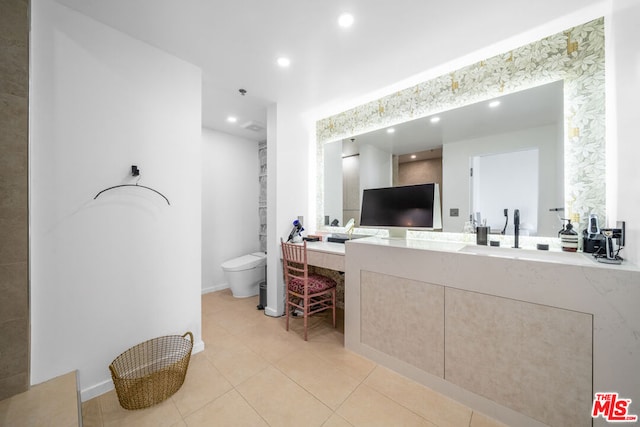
[338,13,354,28]
[430,116,441,123]
[227,116,237,123]
[411,154,417,159]
[489,100,501,108]
[387,128,395,134]
[277,57,291,67]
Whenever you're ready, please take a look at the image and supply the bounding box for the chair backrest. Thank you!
[281,238,308,284]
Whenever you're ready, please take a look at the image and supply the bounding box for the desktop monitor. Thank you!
[360,183,442,237]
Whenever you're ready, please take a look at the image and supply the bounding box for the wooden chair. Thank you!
[280,238,337,340]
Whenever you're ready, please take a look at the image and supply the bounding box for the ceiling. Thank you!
[55,0,601,142]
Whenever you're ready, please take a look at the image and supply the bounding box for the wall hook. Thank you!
[93,164,170,205]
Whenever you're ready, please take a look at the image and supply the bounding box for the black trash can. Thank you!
[257,280,267,310]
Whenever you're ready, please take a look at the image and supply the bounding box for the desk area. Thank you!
[304,240,346,271]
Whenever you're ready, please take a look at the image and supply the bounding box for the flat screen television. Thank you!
[360,183,442,237]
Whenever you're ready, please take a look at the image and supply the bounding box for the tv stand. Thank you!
[386,228,407,239]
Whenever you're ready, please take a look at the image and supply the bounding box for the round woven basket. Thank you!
[109,331,193,410]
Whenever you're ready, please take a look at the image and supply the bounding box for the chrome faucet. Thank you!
[514,209,520,248]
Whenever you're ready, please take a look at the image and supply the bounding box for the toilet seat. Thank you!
[221,253,266,272]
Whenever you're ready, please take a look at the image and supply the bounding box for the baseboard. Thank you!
[264,306,283,317]
[192,339,205,354]
[202,283,229,294]
[81,379,113,402]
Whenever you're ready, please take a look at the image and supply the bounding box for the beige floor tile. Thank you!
[286,310,340,341]
[82,397,103,427]
[201,293,237,317]
[470,411,509,427]
[235,294,263,311]
[99,390,183,427]
[322,413,355,427]
[310,343,376,382]
[184,389,268,427]
[337,384,436,427]
[201,331,252,365]
[201,314,231,344]
[224,296,266,322]
[237,366,332,427]
[304,323,345,347]
[201,293,221,315]
[171,353,233,417]
[275,348,362,410]
[206,305,264,335]
[203,288,234,305]
[304,328,345,353]
[210,345,270,386]
[364,366,472,427]
[238,321,303,364]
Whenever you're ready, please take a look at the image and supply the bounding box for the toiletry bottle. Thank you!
[559,219,579,252]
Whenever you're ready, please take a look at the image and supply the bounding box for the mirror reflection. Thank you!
[323,80,564,237]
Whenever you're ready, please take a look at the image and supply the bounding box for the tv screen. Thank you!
[360,183,440,228]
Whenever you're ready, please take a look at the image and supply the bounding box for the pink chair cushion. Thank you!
[289,274,336,295]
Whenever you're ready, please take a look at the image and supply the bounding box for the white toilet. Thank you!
[221,252,266,298]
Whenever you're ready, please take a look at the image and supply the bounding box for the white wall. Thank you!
[472,149,539,234]
[201,128,260,293]
[611,0,640,265]
[443,125,561,236]
[343,155,361,226]
[30,0,202,400]
[265,104,313,317]
[360,144,392,193]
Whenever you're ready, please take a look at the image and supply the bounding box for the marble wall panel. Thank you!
[360,270,444,377]
[445,288,593,427]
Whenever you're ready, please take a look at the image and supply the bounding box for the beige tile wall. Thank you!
[397,158,442,187]
[0,0,30,400]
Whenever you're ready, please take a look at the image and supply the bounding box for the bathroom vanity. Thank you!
[304,240,346,271]
[343,237,640,427]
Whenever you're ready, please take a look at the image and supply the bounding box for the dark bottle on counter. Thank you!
[559,219,579,252]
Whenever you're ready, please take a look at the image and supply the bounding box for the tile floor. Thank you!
[82,289,507,427]
[0,371,79,427]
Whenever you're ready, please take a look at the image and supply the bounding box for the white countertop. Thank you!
[304,240,346,256]
[347,236,639,271]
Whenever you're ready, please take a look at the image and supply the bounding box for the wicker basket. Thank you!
[109,331,193,410]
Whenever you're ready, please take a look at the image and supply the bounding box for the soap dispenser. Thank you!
[559,219,579,252]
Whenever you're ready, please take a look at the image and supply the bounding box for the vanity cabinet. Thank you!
[345,238,639,427]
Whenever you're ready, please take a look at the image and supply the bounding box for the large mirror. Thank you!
[316,18,605,237]
[323,81,564,237]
